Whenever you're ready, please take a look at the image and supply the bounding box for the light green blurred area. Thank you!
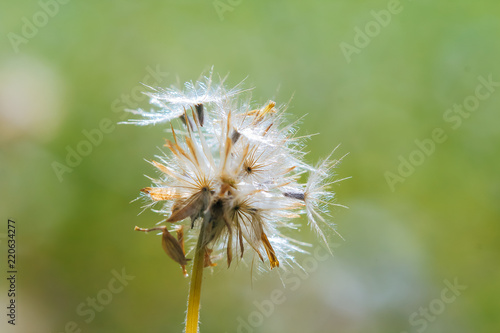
[1,1,499,332]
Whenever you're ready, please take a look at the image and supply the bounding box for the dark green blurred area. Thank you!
[1,1,499,332]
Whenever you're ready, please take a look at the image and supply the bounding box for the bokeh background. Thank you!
[1,1,499,332]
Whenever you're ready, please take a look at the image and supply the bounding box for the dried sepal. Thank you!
[203,248,217,268]
[261,232,279,269]
[140,187,180,201]
[161,227,190,268]
[134,226,191,276]
[167,189,211,223]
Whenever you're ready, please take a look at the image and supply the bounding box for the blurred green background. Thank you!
[1,1,499,332]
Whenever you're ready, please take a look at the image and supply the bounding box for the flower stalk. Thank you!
[185,225,206,333]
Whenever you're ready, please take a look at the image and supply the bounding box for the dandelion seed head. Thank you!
[127,70,346,274]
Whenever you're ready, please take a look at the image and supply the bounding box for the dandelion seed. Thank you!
[123,70,347,333]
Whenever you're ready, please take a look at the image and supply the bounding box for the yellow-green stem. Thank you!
[185,234,205,333]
